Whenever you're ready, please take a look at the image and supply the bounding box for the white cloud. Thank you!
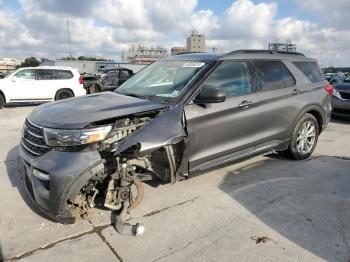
[0,0,350,66]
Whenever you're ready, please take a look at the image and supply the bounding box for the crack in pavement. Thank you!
[151,221,251,262]
[4,196,200,261]
[4,224,110,261]
[91,221,123,262]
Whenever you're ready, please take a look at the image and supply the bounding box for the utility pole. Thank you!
[66,18,72,58]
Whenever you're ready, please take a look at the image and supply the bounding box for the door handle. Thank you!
[292,89,301,95]
[238,100,253,108]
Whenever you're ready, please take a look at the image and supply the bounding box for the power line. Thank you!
[66,18,72,58]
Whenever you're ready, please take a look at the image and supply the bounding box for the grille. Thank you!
[340,92,350,100]
[21,119,50,156]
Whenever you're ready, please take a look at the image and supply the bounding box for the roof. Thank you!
[164,50,316,63]
[219,50,316,62]
[17,66,78,70]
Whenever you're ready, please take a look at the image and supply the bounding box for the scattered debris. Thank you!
[250,236,276,244]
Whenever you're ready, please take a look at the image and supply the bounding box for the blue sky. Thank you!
[0,0,349,66]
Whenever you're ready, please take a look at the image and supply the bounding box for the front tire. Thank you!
[55,89,74,100]
[0,94,4,108]
[288,113,319,160]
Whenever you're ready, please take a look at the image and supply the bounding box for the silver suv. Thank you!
[18,50,332,233]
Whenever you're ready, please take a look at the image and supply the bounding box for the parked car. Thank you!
[0,66,85,108]
[83,67,134,94]
[332,74,350,118]
[327,74,344,85]
[18,50,331,235]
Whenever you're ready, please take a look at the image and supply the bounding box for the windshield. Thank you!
[116,60,206,102]
[344,75,350,82]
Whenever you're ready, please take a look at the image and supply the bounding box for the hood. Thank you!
[334,82,350,91]
[28,92,166,129]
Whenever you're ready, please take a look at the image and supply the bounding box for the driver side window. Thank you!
[14,69,36,80]
[201,61,252,97]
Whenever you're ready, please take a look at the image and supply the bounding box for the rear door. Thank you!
[36,69,57,99]
[250,60,300,142]
[185,60,263,170]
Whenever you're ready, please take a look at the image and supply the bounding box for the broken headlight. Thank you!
[44,125,113,146]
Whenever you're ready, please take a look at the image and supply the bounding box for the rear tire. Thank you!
[0,94,4,109]
[287,113,319,160]
[55,89,74,100]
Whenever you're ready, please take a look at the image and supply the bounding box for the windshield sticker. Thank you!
[182,62,205,68]
[156,90,180,97]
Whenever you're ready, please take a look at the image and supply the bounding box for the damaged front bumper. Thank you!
[18,144,104,224]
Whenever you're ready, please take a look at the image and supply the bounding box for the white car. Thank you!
[0,66,86,108]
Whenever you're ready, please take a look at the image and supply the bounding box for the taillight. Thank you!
[79,76,84,85]
[324,84,333,96]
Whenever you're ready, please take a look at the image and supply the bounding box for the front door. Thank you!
[7,69,37,101]
[184,61,263,171]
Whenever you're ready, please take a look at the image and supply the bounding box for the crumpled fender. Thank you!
[114,105,186,156]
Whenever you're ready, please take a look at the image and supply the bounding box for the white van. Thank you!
[0,66,85,108]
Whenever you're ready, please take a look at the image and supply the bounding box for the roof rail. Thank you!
[227,49,305,56]
[173,51,207,55]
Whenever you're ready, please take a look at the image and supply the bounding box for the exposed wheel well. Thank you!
[55,88,75,100]
[306,110,323,133]
[0,90,5,102]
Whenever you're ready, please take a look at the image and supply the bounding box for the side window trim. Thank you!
[281,62,296,88]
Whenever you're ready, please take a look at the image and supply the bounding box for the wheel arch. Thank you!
[55,88,75,100]
[291,104,326,135]
[0,89,6,103]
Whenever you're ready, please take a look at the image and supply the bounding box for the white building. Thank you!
[186,31,205,52]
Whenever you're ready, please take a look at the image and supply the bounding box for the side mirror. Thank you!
[194,86,226,104]
[11,77,16,82]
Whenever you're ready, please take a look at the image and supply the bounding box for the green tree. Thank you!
[16,57,40,68]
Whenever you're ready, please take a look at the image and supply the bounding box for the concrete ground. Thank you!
[0,105,349,262]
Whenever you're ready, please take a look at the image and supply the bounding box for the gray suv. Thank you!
[18,50,331,231]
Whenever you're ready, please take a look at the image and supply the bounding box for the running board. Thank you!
[196,140,282,171]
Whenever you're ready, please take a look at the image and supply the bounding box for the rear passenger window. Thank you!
[55,70,73,79]
[202,61,251,97]
[37,70,55,80]
[294,62,324,83]
[252,61,285,91]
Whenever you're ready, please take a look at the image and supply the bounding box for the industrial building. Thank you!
[171,47,187,55]
[268,40,297,53]
[40,60,146,74]
[186,31,205,52]
[122,45,167,64]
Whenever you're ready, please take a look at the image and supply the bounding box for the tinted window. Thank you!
[282,65,296,87]
[202,61,251,97]
[119,70,130,78]
[294,62,324,83]
[252,61,285,91]
[55,70,73,79]
[38,70,55,80]
[14,69,35,79]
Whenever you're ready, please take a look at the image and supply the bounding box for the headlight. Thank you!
[44,125,113,146]
[333,89,343,100]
